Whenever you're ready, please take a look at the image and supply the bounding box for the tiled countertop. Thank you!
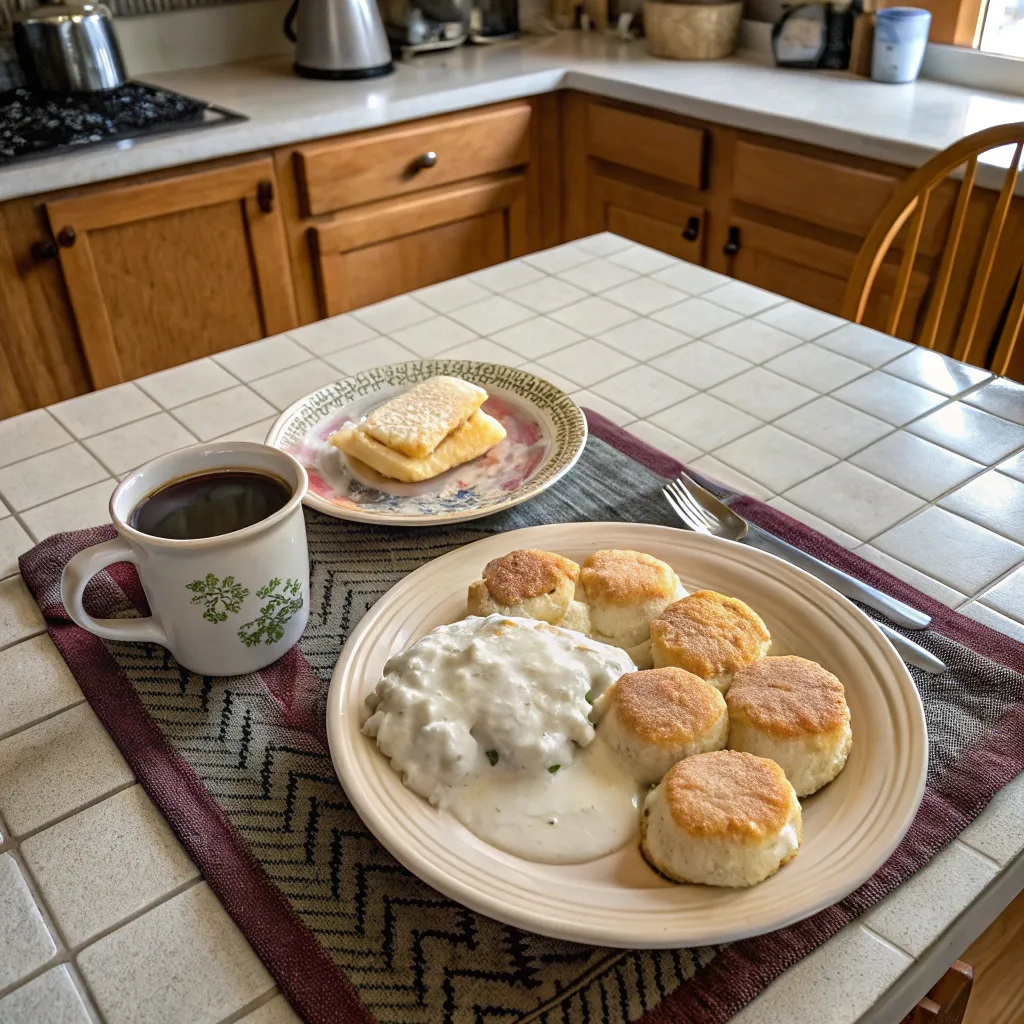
[4,32,1024,201]
[2,235,1024,1024]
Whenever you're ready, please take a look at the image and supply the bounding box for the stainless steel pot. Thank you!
[13,0,127,93]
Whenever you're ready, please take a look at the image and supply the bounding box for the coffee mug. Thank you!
[61,441,310,676]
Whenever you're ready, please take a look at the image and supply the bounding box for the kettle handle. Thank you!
[283,0,299,41]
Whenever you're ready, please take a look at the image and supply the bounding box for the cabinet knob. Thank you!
[257,180,275,214]
[414,151,438,171]
[723,226,741,258]
[56,226,76,248]
[31,239,58,260]
[682,216,700,243]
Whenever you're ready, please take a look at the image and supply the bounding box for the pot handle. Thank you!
[284,0,299,41]
[60,537,168,646]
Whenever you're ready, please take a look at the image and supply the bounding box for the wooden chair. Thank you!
[842,122,1024,376]
[900,961,974,1024]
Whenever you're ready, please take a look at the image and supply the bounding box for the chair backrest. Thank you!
[842,122,1024,375]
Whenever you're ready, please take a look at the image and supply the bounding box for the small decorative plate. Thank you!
[265,360,587,526]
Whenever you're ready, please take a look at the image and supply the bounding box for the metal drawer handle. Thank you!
[257,180,275,214]
[723,226,740,257]
[413,151,438,171]
[57,226,76,248]
[682,216,700,242]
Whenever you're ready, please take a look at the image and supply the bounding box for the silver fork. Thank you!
[662,473,947,675]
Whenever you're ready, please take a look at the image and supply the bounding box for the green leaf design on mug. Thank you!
[237,577,304,647]
[186,573,250,624]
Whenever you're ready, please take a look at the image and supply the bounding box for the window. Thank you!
[978,0,1024,56]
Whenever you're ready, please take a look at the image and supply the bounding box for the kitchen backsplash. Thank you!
[0,0,249,35]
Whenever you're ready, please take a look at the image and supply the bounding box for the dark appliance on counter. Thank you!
[0,84,246,166]
[383,0,469,57]
[468,0,518,42]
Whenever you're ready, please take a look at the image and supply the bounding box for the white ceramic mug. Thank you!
[61,441,310,677]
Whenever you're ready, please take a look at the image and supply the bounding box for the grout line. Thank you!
[216,988,284,1024]
[0,697,88,743]
[861,923,917,962]
[0,626,47,655]
[8,780,138,847]
[953,836,1004,870]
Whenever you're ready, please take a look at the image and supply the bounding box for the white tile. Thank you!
[865,841,996,957]
[607,243,678,274]
[960,772,1024,864]
[468,259,544,292]
[0,409,71,470]
[0,577,45,651]
[439,338,524,366]
[522,242,594,274]
[940,469,1024,543]
[650,393,761,452]
[831,371,947,426]
[448,295,534,335]
[704,320,804,364]
[909,402,1024,464]
[965,377,1024,425]
[0,444,108,512]
[211,417,276,445]
[602,278,686,315]
[557,257,639,293]
[548,296,637,335]
[569,390,635,426]
[574,232,633,257]
[0,634,83,739]
[21,480,117,542]
[885,347,990,396]
[652,297,744,337]
[649,261,728,296]
[703,280,784,316]
[714,425,836,493]
[213,335,309,383]
[782,463,923,542]
[518,362,576,394]
[755,301,847,341]
[23,785,198,945]
[289,314,378,358]
[980,565,1024,621]
[590,364,695,417]
[873,507,1024,595]
[248,360,339,410]
[0,702,134,836]
[709,367,817,421]
[79,882,273,1024]
[0,853,56,989]
[0,517,30,579]
[238,994,304,1024]
[776,397,891,458]
[815,323,915,367]
[324,336,415,376]
[851,431,983,501]
[49,383,159,439]
[83,413,197,476]
[854,545,966,608]
[349,294,434,334]
[729,924,911,1024]
[389,315,478,357]
[624,421,701,464]
[597,319,692,361]
[137,360,237,409]
[504,277,587,314]
[411,277,490,313]
[0,965,92,1023]
[999,450,1024,483]
[686,454,774,500]
[537,340,635,388]
[959,601,1024,642]
[488,317,583,361]
[652,340,753,390]
[171,387,279,443]
[765,344,870,392]
[766,496,860,549]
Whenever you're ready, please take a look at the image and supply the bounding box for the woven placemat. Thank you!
[18,411,1024,1024]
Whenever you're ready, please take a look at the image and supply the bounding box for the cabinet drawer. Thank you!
[587,104,706,189]
[732,140,900,238]
[296,103,532,216]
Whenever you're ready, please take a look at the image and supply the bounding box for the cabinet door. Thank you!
[588,175,705,264]
[45,158,298,387]
[312,175,529,316]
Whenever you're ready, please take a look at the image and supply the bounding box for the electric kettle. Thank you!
[284,0,394,79]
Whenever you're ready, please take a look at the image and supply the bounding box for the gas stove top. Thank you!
[0,82,246,166]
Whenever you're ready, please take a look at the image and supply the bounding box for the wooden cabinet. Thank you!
[44,157,298,388]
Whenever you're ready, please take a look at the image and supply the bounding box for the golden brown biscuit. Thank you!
[467,549,580,625]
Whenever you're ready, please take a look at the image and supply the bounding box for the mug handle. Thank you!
[60,537,169,646]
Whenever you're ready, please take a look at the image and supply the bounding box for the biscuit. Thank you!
[468,549,580,625]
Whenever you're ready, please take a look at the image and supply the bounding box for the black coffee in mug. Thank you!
[128,469,292,541]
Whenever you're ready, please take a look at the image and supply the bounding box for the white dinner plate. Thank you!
[327,522,928,948]
[265,360,586,526]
